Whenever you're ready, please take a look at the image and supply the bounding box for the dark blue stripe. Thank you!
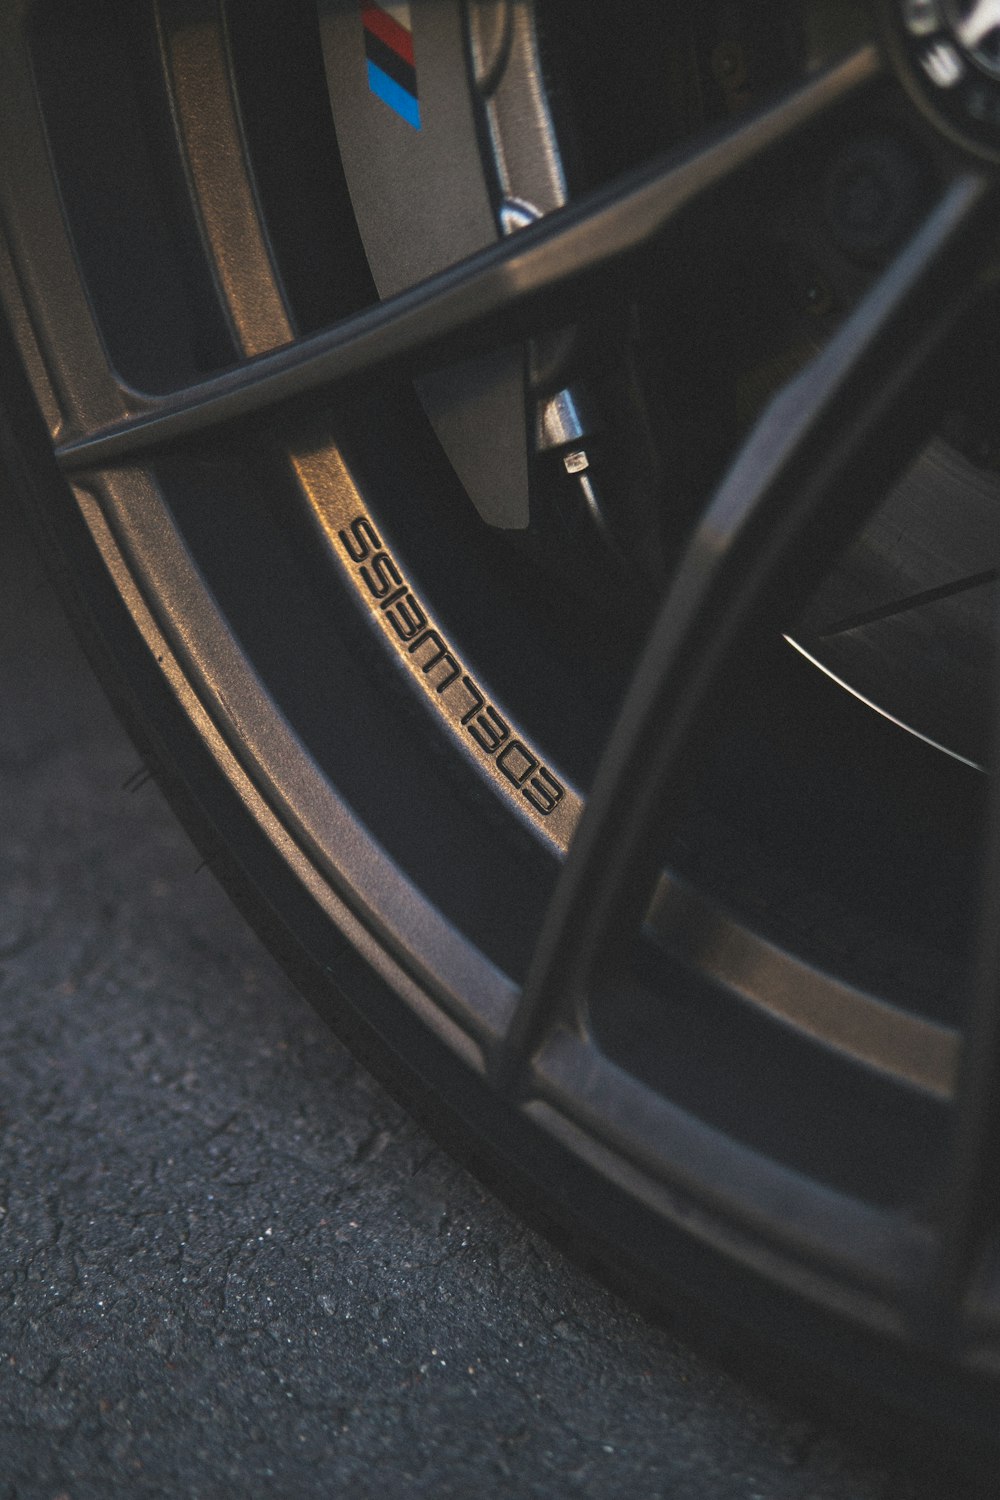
[366,59,421,129]
[363,26,418,98]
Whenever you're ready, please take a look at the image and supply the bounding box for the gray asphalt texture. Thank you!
[0,501,933,1498]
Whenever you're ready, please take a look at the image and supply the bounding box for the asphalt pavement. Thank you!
[0,496,946,1497]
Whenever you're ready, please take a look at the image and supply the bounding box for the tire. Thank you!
[2,0,1000,1454]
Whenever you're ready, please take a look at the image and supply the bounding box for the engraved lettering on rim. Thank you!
[288,442,581,849]
[340,511,567,818]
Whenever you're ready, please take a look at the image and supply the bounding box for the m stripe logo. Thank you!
[362,3,421,129]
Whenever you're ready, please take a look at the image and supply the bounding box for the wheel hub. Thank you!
[888,0,1000,154]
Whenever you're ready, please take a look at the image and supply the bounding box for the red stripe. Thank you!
[361,5,415,68]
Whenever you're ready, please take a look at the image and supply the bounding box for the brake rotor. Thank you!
[793,435,999,768]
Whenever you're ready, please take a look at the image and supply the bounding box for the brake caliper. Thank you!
[319,0,598,531]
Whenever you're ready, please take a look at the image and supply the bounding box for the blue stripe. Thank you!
[366,59,421,129]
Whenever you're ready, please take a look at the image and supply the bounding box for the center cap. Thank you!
[890,0,1000,155]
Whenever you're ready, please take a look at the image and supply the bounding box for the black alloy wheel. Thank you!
[2,0,1000,1448]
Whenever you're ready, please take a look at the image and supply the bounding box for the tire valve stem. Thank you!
[564,448,611,540]
[538,392,611,539]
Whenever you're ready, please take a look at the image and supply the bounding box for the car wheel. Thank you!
[2,0,999,1446]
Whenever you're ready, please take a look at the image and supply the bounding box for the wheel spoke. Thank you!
[931,658,1000,1314]
[54,43,881,472]
[156,0,293,355]
[497,170,998,1089]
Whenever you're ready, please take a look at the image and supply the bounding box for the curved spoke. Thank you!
[932,672,1000,1313]
[155,0,293,355]
[54,43,881,471]
[497,171,999,1089]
